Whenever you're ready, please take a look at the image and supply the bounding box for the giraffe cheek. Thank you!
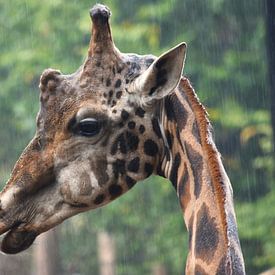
[57,162,96,207]
[59,181,93,208]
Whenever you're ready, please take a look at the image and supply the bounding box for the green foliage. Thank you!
[237,191,275,274]
[0,0,274,274]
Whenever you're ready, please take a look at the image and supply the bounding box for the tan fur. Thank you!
[180,77,228,241]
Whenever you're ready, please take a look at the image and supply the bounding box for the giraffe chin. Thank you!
[1,228,37,254]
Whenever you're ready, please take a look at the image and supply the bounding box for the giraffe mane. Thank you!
[180,77,228,242]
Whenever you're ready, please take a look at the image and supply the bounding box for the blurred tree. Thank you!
[97,231,116,275]
[32,229,61,275]
[0,252,30,275]
[266,0,275,152]
[152,264,167,275]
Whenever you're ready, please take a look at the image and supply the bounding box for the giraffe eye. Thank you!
[77,118,102,137]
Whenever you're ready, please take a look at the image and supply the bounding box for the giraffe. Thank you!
[0,4,245,274]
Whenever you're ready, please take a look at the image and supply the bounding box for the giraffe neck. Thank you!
[157,78,245,274]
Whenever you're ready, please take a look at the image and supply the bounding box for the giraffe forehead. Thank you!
[39,53,155,100]
[35,52,157,141]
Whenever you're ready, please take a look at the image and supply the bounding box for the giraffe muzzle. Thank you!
[1,224,37,254]
[0,176,88,254]
[0,196,40,254]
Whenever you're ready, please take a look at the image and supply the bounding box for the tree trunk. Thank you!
[97,231,116,275]
[0,252,30,275]
[32,228,61,275]
[266,0,275,151]
[259,267,275,275]
[152,263,167,275]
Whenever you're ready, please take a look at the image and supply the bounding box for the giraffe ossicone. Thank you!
[0,4,245,274]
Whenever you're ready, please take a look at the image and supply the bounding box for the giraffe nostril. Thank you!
[0,204,10,235]
[0,221,9,235]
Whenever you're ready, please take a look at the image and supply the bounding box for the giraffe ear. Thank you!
[133,43,186,102]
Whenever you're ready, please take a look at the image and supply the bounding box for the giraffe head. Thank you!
[0,4,186,254]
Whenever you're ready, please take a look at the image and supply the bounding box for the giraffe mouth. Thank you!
[0,221,38,254]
